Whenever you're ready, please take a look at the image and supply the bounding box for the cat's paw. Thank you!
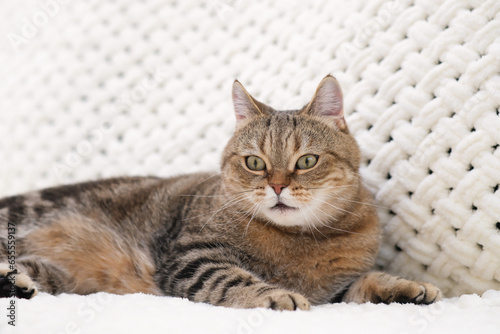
[344,272,442,305]
[0,264,38,299]
[376,278,442,305]
[255,289,310,311]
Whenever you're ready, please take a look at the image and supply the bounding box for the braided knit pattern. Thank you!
[0,0,499,296]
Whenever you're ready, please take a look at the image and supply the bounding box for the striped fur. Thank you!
[0,76,441,309]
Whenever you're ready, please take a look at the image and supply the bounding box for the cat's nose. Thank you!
[269,183,287,195]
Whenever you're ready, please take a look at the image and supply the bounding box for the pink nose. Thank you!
[269,183,286,195]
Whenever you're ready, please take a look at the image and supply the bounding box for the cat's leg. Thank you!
[341,272,442,304]
[165,262,310,310]
[0,258,73,299]
[197,267,311,310]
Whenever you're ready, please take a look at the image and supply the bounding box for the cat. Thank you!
[0,75,442,310]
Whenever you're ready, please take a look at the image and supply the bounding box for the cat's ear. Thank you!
[302,75,347,131]
[232,80,265,128]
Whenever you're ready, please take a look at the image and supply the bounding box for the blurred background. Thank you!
[0,0,499,297]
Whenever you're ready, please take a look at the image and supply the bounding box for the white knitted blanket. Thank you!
[0,0,499,306]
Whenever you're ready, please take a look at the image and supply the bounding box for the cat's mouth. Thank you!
[271,201,297,213]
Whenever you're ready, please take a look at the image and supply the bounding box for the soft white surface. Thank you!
[1,291,500,334]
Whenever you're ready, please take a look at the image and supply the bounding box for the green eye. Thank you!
[296,155,318,170]
[246,156,266,171]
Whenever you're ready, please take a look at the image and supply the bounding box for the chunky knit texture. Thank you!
[0,0,499,297]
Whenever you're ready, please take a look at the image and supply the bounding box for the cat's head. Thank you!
[221,75,361,231]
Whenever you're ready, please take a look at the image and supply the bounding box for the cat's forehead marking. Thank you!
[263,114,299,169]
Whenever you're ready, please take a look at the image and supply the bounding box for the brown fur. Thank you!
[0,76,441,309]
[26,217,159,295]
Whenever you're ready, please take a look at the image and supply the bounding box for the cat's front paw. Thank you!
[0,264,38,299]
[251,289,310,311]
[343,272,442,305]
[387,280,442,305]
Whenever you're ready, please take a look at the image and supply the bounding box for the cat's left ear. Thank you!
[302,75,347,131]
[232,80,268,129]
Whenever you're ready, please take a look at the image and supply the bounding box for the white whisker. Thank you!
[243,200,262,237]
[311,205,366,235]
[198,193,252,232]
[300,207,319,245]
[192,172,221,188]
[307,185,358,190]
[178,189,254,198]
[309,195,361,218]
[305,206,327,239]
[323,194,388,209]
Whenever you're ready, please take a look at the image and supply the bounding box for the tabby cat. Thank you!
[0,75,441,310]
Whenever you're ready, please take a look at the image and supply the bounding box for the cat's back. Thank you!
[0,176,160,228]
[0,173,221,237]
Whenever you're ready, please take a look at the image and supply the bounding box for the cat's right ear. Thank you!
[302,75,347,131]
[232,80,264,128]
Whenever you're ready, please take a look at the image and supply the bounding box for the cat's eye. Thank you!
[246,156,266,171]
[296,155,318,170]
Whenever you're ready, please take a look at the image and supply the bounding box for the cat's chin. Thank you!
[262,204,305,227]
